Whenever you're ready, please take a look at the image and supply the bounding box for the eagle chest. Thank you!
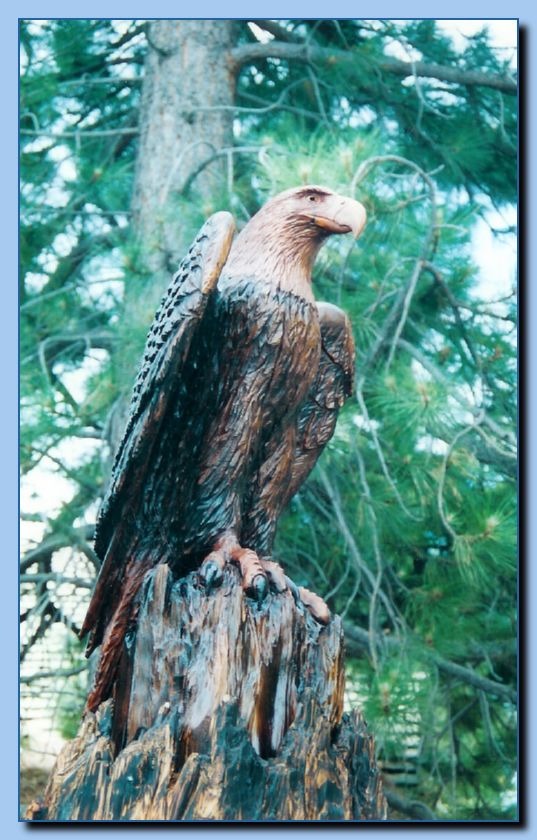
[215,278,322,421]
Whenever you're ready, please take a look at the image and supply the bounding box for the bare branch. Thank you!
[179,145,267,196]
[23,329,115,368]
[20,525,95,573]
[239,89,323,121]
[229,41,517,94]
[20,600,56,662]
[55,77,141,88]
[318,468,404,647]
[21,127,138,140]
[384,787,437,821]
[21,574,93,589]
[21,665,88,685]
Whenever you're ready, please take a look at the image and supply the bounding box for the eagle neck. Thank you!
[222,216,323,302]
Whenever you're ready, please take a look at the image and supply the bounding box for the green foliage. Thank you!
[55,637,88,741]
[20,19,517,820]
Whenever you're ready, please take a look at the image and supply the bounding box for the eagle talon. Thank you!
[298,585,331,626]
[249,574,269,603]
[261,558,287,593]
[284,575,300,603]
[200,549,226,590]
[200,559,223,590]
[284,575,330,625]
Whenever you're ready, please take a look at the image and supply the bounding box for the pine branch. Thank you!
[351,155,438,378]
[21,126,139,139]
[20,525,95,574]
[31,233,115,295]
[421,261,497,393]
[229,41,517,94]
[384,787,437,821]
[36,330,115,364]
[396,338,517,459]
[20,601,57,662]
[21,25,144,90]
[28,330,115,413]
[343,623,516,703]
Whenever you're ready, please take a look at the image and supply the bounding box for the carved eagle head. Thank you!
[264,184,367,239]
[223,185,366,296]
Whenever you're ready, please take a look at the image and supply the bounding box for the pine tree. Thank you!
[20,19,517,820]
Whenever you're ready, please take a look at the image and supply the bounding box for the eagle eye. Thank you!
[308,195,319,202]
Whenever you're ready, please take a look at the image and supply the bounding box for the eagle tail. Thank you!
[85,553,154,713]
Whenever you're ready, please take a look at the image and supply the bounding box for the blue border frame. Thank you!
[9,4,530,836]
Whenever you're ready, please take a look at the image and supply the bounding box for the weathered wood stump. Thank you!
[35,565,387,821]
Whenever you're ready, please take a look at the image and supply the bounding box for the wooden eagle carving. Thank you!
[81,185,366,711]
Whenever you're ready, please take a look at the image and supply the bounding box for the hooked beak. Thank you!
[308,195,367,239]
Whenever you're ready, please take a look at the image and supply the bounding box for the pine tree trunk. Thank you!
[33,565,387,821]
[107,21,238,454]
[132,20,237,273]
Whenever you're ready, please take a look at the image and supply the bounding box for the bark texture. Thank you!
[132,20,236,272]
[108,21,237,454]
[35,565,387,821]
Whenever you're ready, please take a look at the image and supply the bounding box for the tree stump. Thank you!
[33,565,387,821]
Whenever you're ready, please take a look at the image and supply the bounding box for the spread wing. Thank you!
[82,212,235,644]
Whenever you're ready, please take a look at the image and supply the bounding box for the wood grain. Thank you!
[36,565,386,822]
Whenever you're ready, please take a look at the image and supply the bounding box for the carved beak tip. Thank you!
[337,197,367,240]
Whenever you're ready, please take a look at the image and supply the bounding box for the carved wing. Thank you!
[82,212,235,643]
[240,301,355,556]
[287,301,355,501]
